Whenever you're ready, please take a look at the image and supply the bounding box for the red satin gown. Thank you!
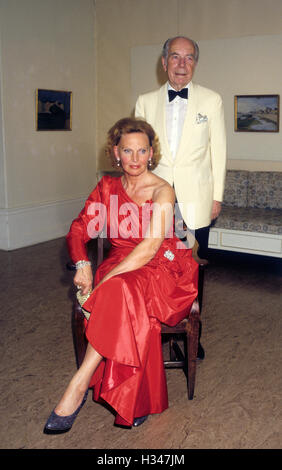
[66,175,198,426]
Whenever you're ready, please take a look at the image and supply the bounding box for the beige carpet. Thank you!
[0,238,281,449]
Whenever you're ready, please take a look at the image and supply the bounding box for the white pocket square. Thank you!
[196,113,208,123]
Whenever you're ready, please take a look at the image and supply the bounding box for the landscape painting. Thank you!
[234,95,279,132]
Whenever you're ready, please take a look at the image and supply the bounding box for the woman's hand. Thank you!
[74,265,93,295]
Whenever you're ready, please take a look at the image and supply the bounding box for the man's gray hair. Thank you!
[162,36,199,64]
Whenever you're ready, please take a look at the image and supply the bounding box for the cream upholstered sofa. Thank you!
[209,170,282,258]
[97,169,282,258]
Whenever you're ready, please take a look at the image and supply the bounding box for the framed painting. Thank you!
[234,95,279,132]
[36,89,72,131]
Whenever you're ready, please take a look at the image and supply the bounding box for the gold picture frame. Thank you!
[36,89,72,131]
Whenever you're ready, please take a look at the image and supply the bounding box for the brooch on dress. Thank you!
[196,113,208,124]
[164,250,175,261]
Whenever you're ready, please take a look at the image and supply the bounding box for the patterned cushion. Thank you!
[223,170,249,208]
[248,171,282,209]
[213,206,282,235]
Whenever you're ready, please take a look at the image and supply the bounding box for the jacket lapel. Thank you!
[156,83,173,163]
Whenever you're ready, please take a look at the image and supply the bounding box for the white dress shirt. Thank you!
[166,83,190,159]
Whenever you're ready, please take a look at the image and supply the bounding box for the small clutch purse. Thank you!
[76,289,92,320]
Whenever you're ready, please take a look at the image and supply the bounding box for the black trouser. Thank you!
[194,225,210,260]
[174,200,210,259]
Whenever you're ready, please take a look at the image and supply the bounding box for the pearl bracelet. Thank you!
[75,260,92,270]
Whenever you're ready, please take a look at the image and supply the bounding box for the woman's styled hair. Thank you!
[105,117,161,170]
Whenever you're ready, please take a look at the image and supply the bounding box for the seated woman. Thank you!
[44,117,198,434]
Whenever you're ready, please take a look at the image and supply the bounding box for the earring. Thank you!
[116,159,121,167]
[148,159,153,168]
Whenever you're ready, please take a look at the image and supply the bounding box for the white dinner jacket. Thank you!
[135,81,226,229]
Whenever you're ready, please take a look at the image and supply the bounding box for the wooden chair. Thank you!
[68,237,205,401]
[161,263,205,400]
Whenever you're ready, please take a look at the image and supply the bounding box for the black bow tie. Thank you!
[168,88,188,102]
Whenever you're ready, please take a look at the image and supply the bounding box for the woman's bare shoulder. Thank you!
[151,174,175,202]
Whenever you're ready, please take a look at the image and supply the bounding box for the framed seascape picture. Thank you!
[36,89,72,131]
[234,95,279,132]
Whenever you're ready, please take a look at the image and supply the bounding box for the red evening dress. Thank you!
[66,176,198,427]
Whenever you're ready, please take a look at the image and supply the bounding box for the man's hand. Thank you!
[211,200,222,220]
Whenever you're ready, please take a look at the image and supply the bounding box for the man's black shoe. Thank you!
[197,342,205,360]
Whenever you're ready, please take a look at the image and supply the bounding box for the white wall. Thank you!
[0,0,97,249]
[0,26,7,210]
[131,34,282,170]
[1,0,282,249]
[95,0,282,171]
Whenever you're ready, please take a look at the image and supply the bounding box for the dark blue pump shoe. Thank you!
[43,390,88,434]
[133,415,148,427]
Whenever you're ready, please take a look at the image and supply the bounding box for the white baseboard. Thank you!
[209,227,282,258]
[3,203,281,257]
[0,197,86,251]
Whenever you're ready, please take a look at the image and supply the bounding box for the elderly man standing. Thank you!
[135,36,226,262]
[135,36,227,359]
